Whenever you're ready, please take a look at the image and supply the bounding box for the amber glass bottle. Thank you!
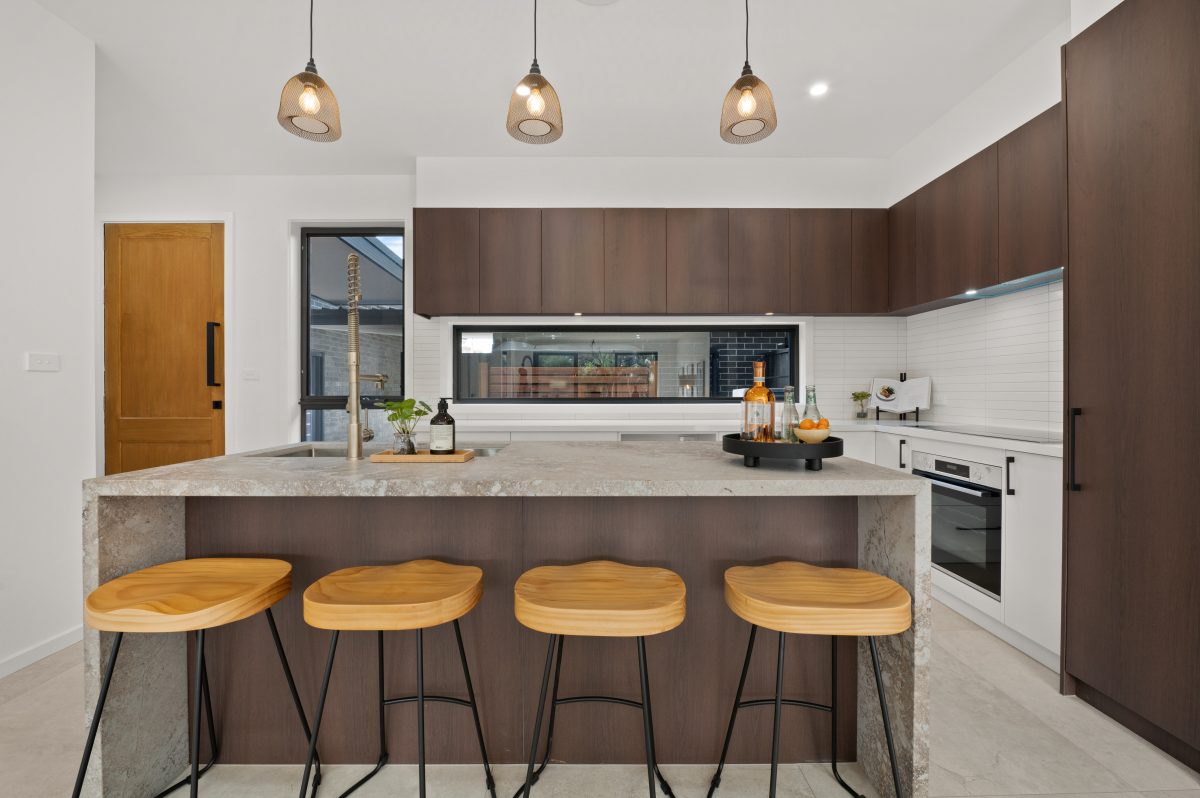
[741,361,776,442]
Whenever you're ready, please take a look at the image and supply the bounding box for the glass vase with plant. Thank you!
[374,398,433,455]
[852,390,871,419]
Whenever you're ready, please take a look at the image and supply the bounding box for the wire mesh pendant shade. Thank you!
[277,67,342,142]
[720,71,777,144]
[507,70,563,144]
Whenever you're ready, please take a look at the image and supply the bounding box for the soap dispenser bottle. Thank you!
[429,398,456,455]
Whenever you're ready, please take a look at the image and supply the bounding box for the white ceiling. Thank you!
[38,0,1069,175]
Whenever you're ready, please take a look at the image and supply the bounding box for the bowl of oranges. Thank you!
[794,417,831,444]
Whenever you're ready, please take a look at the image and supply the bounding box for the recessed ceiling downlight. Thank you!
[809,82,829,97]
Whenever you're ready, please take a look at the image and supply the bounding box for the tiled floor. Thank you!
[1,602,1197,797]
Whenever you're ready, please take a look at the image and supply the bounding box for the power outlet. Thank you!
[24,352,61,372]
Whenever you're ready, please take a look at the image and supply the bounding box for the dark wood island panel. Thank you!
[185,495,859,766]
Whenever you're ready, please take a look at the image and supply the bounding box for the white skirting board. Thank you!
[933,586,1060,673]
[0,624,82,680]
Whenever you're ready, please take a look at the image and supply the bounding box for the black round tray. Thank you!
[722,433,844,470]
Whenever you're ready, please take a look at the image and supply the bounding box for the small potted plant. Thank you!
[852,390,872,419]
[375,398,433,455]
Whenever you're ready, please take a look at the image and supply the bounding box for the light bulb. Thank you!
[298,85,321,115]
[526,87,546,116]
[737,87,757,117]
[515,82,531,97]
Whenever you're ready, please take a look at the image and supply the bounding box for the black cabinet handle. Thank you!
[1006,456,1016,495]
[899,439,907,470]
[206,322,222,387]
[1068,408,1081,491]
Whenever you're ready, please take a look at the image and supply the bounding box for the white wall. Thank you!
[415,156,891,208]
[96,175,416,452]
[0,0,95,676]
[887,20,1071,203]
[1071,0,1124,36]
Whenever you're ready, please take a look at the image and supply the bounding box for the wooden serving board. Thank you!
[369,449,475,463]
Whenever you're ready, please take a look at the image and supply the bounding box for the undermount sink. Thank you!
[253,445,506,458]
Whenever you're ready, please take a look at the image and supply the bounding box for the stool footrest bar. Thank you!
[554,694,644,709]
[737,697,832,712]
[383,694,473,708]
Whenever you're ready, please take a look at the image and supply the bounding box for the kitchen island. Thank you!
[81,441,930,798]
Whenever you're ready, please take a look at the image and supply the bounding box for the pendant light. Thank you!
[720,0,777,144]
[507,0,563,144]
[277,0,341,142]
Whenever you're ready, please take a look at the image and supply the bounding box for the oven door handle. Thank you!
[913,469,998,498]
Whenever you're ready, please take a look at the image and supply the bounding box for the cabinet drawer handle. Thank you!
[899,439,907,470]
[1068,408,1081,492]
[1005,456,1016,496]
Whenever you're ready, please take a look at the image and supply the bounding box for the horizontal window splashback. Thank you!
[453,324,798,403]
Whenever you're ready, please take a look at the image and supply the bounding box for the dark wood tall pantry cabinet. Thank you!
[1062,0,1200,769]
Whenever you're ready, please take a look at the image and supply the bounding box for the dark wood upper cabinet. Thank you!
[851,209,889,313]
[916,144,999,304]
[666,209,729,314]
[888,194,918,312]
[541,208,604,314]
[413,208,479,316]
[729,209,789,314]
[998,103,1065,283]
[478,208,540,314]
[604,209,666,314]
[790,209,852,314]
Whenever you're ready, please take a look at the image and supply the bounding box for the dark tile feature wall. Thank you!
[710,330,793,398]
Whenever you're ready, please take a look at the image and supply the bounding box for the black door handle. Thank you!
[1068,408,1081,491]
[1006,456,1016,495]
[206,322,222,387]
[899,439,907,470]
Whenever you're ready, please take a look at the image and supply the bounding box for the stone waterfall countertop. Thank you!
[84,441,925,499]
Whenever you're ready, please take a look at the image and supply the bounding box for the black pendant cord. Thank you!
[744,0,750,69]
[532,0,539,68]
[309,0,315,61]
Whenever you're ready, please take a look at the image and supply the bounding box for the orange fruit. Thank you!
[799,419,817,430]
[817,418,830,429]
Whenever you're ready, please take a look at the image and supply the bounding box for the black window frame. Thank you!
[300,226,406,419]
[453,324,799,404]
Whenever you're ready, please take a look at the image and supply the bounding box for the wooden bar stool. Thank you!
[72,558,321,798]
[297,560,496,798]
[513,560,686,798]
[707,561,912,798]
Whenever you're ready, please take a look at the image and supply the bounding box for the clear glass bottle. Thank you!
[741,361,776,442]
[802,385,823,424]
[778,386,799,442]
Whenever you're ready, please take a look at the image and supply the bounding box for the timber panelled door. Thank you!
[104,223,225,474]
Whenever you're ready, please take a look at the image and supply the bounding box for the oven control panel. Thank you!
[910,451,1003,490]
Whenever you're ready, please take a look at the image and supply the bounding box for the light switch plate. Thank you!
[24,352,61,372]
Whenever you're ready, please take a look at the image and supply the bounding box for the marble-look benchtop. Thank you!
[85,440,925,499]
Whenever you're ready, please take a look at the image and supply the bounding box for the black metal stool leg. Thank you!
[265,608,322,795]
[339,631,388,798]
[520,635,559,798]
[512,634,564,798]
[831,636,864,798]
[416,628,427,798]
[151,633,219,798]
[869,637,904,798]
[636,637,658,798]
[707,624,757,797]
[454,619,498,798]
[769,631,786,798]
[71,632,123,798]
[637,638,675,798]
[188,629,207,798]
[298,631,339,798]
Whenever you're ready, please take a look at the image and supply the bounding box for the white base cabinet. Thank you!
[1001,451,1063,658]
